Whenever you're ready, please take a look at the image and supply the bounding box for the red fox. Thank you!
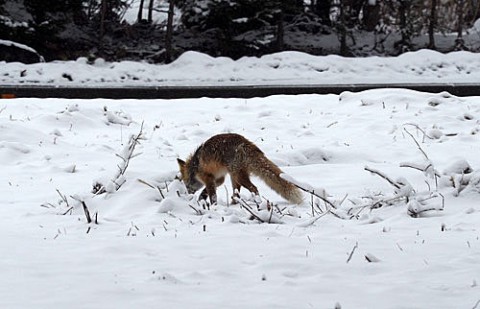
[177,133,303,205]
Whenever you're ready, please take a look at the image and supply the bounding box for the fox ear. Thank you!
[177,158,186,168]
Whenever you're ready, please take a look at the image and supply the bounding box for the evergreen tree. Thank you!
[313,0,332,25]
[23,0,71,58]
[179,0,304,57]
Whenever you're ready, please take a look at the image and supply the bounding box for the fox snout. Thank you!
[185,179,203,194]
[177,158,203,194]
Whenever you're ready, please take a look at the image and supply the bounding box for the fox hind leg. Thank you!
[237,170,259,195]
[231,170,259,203]
[230,177,241,204]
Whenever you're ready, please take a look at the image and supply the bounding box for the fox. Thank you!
[177,133,303,205]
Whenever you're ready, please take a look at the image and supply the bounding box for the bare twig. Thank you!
[399,162,441,180]
[81,201,92,224]
[136,178,166,199]
[404,123,434,142]
[338,193,348,207]
[157,186,165,199]
[404,128,429,160]
[407,193,445,217]
[297,211,330,227]
[137,178,155,188]
[402,128,440,190]
[268,202,274,223]
[93,121,145,195]
[472,299,480,309]
[40,203,56,208]
[275,204,285,216]
[189,202,204,215]
[365,166,401,189]
[235,197,265,223]
[56,189,70,207]
[346,242,359,263]
[62,206,74,215]
[292,183,337,209]
[69,195,98,224]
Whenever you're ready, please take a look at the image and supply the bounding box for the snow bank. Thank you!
[1,49,480,86]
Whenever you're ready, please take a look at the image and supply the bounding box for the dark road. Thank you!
[1,83,479,99]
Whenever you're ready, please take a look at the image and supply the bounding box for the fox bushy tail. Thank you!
[251,156,303,205]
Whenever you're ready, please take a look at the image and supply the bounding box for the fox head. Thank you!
[177,158,203,194]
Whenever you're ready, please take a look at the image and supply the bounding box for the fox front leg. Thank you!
[196,172,225,205]
[199,188,209,201]
[198,188,217,205]
[198,173,218,205]
[199,191,216,205]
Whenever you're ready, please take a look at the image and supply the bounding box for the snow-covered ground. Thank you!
[1,49,480,86]
[1,88,479,308]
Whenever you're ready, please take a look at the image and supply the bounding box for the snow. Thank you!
[474,18,480,32]
[1,49,480,86]
[1,86,480,308]
[0,39,40,55]
[122,0,182,25]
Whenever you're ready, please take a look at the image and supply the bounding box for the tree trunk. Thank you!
[100,0,107,39]
[165,0,175,63]
[315,0,331,24]
[399,0,406,41]
[455,0,465,50]
[339,0,348,56]
[397,0,411,53]
[276,2,284,51]
[137,0,145,23]
[363,2,380,31]
[148,0,154,23]
[428,0,437,49]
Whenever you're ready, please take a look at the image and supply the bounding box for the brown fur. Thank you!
[177,133,303,205]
